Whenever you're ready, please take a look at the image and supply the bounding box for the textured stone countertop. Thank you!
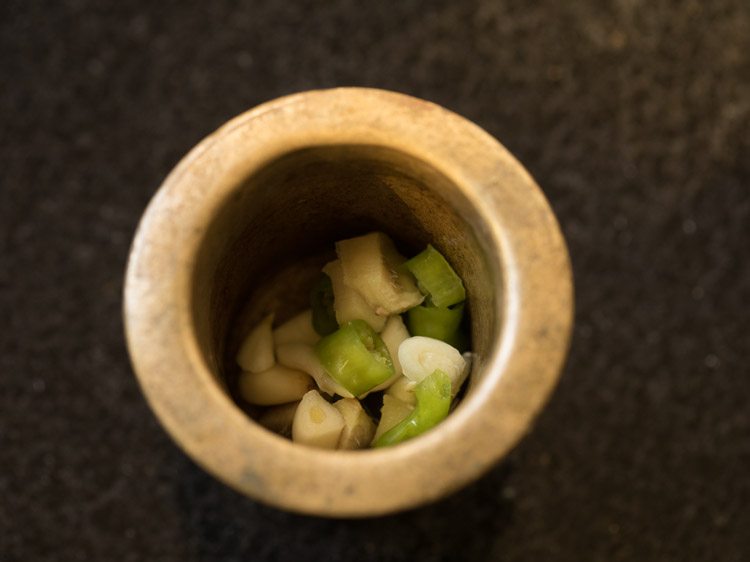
[2,1,748,560]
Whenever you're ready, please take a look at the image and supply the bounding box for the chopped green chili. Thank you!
[406,302,464,343]
[373,369,451,447]
[445,328,469,354]
[315,320,394,396]
[310,273,338,336]
[404,244,465,308]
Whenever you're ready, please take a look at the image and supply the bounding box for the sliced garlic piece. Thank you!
[236,313,275,373]
[372,395,414,443]
[336,232,423,315]
[238,365,313,406]
[334,398,376,450]
[273,309,319,345]
[275,342,354,398]
[323,260,386,332]
[398,336,467,395]
[292,390,345,449]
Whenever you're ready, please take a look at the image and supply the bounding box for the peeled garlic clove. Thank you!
[385,375,417,405]
[257,402,300,437]
[336,232,423,315]
[292,390,345,449]
[398,336,467,395]
[334,398,376,450]
[238,365,313,406]
[372,395,414,443]
[275,342,354,398]
[323,260,386,332]
[451,351,473,397]
[236,313,275,373]
[273,309,319,346]
[369,315,410,392]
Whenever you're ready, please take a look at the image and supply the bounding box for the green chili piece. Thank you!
[310,273,338,336]
[445,328,469,354]
[404,245,465,308]
[406,302,464,343]
[373,369,451,447]
[315,320,394,396]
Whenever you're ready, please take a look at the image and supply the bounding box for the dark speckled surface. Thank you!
[2,0,749,560]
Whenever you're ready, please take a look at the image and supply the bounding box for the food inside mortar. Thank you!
[235,231,471,449]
